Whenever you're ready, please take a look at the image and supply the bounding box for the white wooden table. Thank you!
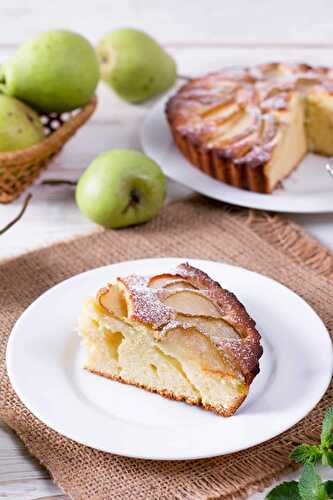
[1,1,333,498]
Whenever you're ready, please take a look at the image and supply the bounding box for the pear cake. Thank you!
[166,62,333,193]
[78,263,263,416]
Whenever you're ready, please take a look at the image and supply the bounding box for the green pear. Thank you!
[0,30,99,112]
[76,149,166,228]
[97,28,177,103]
[0,94,44,152]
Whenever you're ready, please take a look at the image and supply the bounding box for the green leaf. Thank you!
[298,464,328,500]
[324,481,333,497]
[321,407,333,449]
[266,481,301,499]
[322,450,333,467]
[290,444,322,464]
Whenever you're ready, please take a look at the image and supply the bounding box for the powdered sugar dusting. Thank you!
[159,318,194,336]
[121,274,175,328]
[219,338,263,373]
[261,94,289,110]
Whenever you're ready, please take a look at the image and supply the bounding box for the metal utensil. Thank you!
[326,162,333,179]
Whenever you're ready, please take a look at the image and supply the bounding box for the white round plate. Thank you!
[6,258,333,460]
[142,95,333,213]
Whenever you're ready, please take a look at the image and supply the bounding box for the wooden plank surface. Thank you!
[1,0,333,46]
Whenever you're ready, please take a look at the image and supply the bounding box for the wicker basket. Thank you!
[0,96,97,203]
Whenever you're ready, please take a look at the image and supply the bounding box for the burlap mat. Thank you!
[1,196,333,500]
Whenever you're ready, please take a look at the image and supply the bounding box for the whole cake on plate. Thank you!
[78,263,263,416]
[166,62,333,193]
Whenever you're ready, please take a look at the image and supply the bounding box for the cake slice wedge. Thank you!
[78,263,263,416]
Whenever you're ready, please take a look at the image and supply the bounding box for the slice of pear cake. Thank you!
[78,263,263,416]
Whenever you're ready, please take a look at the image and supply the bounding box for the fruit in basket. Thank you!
[0,94,44,152]
[0,30,99,112]
[96,28,177,103]
[76,149,166,228]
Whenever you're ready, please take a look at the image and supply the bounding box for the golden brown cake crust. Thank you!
[166,62,333,193]
[174,263,262,383]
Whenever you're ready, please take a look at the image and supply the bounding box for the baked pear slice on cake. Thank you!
[78,263,263,416]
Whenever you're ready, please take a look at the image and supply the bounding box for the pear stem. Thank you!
[122,189,140,214]
[0,193,32,236]
[0,67,6,93]
[177,74,192,82]
[41,179,77,186]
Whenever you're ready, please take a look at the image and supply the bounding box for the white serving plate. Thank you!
[6,258,333,460]
[142,95,333,213]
